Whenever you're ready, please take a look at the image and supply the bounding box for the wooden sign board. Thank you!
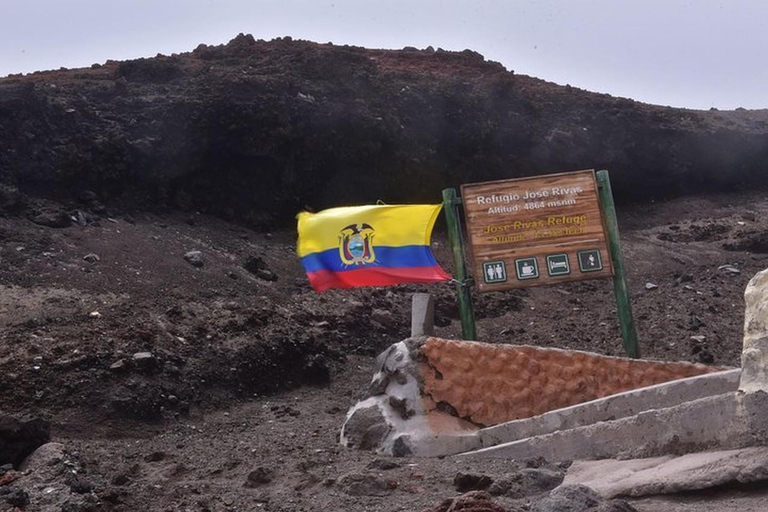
[460,169,614,292]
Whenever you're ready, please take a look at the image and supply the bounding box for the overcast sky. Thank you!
[2,0,766,110]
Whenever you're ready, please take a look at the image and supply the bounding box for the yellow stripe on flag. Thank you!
[296,204,443,257]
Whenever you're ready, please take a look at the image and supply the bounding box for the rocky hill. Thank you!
[1,33,767,228]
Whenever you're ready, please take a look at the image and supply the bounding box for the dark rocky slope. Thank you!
[1,34,767,228]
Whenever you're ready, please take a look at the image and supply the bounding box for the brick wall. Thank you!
[419,337,722,426]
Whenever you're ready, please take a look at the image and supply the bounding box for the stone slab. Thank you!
[563,447,768,498]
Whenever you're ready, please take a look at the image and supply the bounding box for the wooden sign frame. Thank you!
[460,169,613,292]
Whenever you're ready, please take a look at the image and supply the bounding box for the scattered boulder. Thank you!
[132,352,157,373]
[367,459,401,471]
[28,208,72,228]
[454,472,493,492]
[144,451,165,462]
[392,435,414,457]
[19,442,66,473]
[184,250,204,268]
[110,359,128,372]
[0,414,51,468]
[72,209,90,227]
[83,253,100,263]
[341,405,391,450]
[371,308,396,328]
[337,472,392,496]
[66,474,95,494]
[244,466,274,487]
[532,484,602,512]
[489,467,564,498]
[2,488,29,508]
[718,264,741,275]
[243,256,278,281]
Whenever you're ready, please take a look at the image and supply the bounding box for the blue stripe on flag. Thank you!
[300,245,439,273]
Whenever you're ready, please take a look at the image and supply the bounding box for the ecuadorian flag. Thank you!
[297,204,451,292]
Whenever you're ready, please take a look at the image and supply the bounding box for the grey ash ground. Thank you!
[3,191,768,510]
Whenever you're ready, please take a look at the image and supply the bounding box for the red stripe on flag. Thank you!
[306,266,451,292]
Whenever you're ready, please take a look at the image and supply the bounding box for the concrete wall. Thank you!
[460,391,768,462]
[479,369,741,447]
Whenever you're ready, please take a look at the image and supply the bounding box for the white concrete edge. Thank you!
[478,368,741,449]
[458,391,745,462]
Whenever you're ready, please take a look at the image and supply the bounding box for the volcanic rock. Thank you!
[488,468,564,498]
[338,472,391,496]
[110,359,128,372]
[19,442,66,472]
[0,414,51,468]
[532,484,602,512]
[243,256,278,281]
[341,405,391,451]
[28,208,72,228]
[184,250,204,268]
[454,472,493,492]
[3,488,29,508]
[132,352,157,373]
[245,466,274,486]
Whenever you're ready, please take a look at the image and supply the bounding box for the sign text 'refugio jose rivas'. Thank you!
[460,169,614,292]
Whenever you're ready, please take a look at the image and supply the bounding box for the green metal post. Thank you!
[596,170,640,358]
[442,188,477,341]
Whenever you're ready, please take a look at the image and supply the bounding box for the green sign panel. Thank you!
[546,253,571,276]
[578,249,603,272]
[483,261,507,283]
[514,257,539,280]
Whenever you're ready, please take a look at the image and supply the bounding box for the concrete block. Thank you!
[741,268,768,392]
[411,293,434,337]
